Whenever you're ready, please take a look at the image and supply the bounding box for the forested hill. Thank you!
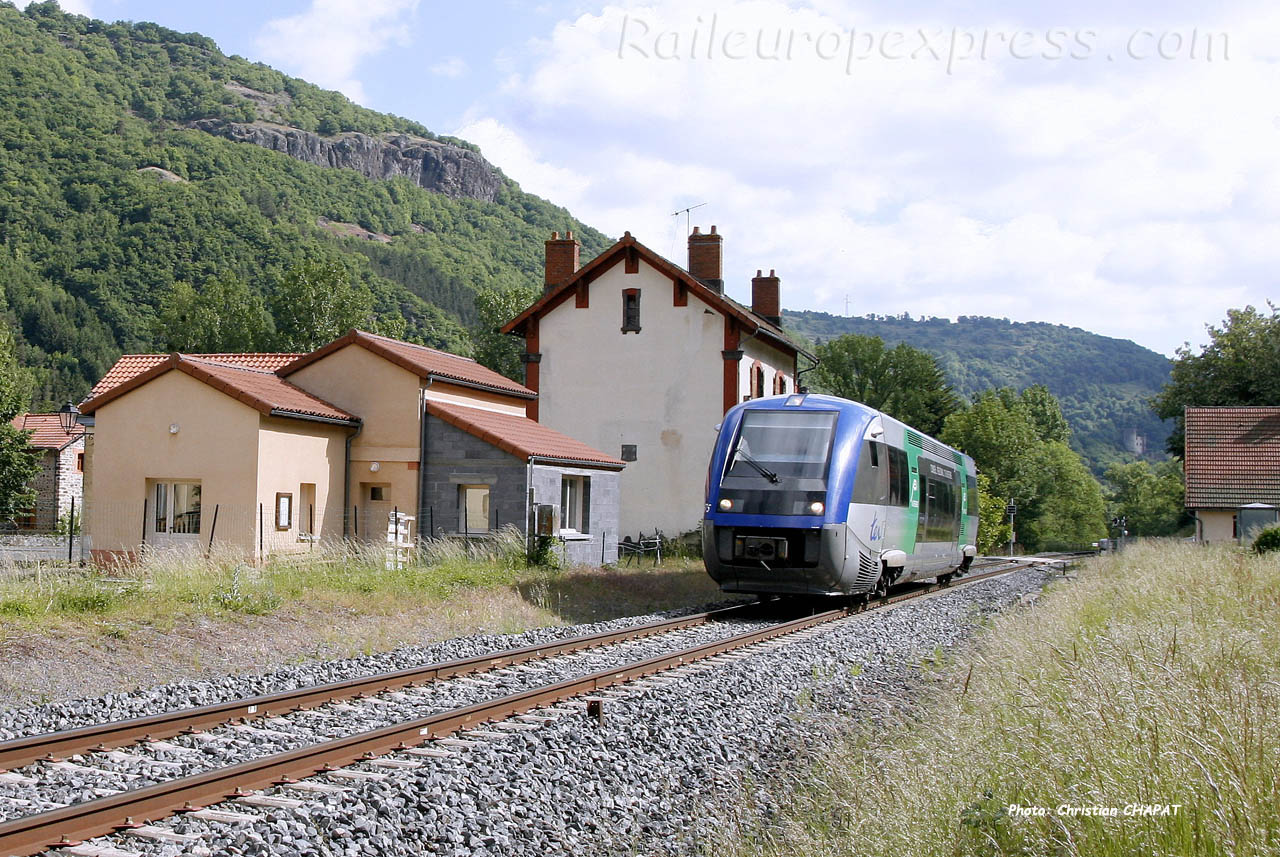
[786,311,1172,473]
[0,2,609,406]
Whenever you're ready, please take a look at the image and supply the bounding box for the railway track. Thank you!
[0,555,1073,857]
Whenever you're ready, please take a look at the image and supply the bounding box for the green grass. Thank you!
[0,527,723,637]
[719,542,1280,857]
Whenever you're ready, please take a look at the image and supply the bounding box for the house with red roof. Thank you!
[8,413,86,532]
[79,331,623,565]
[502,227,813,538]
[1184,406,1280,542]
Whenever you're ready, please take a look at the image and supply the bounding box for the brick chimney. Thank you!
[751,269,781,326]
[544,230,580,292]
[688,225,723,293]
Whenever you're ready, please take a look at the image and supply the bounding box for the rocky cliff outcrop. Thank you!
[190,120,503,202]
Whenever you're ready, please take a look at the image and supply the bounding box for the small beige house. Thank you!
[80,332,623,564]
[1184,406,1280,543]
[503,227,812,538]
[80,353,357,563]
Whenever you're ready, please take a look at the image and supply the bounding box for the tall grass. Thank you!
[721,542,1280,857]
[0,527,534,628]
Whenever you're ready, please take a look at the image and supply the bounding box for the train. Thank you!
[701,393,978,598]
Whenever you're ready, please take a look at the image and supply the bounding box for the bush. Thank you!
[1252,525,1280,554]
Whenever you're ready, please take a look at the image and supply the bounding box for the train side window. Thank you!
[966,475,978,516]
[852,441,887,504]
[888,447,910,507]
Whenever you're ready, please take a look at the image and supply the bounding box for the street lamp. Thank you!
[57,401,80,434]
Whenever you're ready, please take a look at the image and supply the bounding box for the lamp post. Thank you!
[57,401,80,434]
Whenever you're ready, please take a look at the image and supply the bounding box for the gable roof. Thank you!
[500,232,813,360]
[427,400,624,469]
[1184,407,1280,509]
[88,353,304,400]
[278,330,535,399]
[10,414,85,451]
[79,354,359,426]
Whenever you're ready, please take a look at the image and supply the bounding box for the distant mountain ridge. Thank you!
[785,311,1172,473]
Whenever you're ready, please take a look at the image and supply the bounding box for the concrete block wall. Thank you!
[530,464,620,566]
[421,415,528,538]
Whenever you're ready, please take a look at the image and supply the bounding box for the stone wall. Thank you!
[19,439,84,533]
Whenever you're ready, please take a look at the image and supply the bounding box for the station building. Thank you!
[503,227,813,539]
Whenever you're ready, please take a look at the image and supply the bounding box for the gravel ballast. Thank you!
[5,565,1058,857]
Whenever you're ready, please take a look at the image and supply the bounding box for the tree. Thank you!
[155,277,272,353]
[976,472,1011,554]
[943,386,1106,551]
[1153,305,1280,454]
[268,260,376,351]
[0,327,41,524]
[1104,459,1187,536]
[1019,441,1107,548]
[470,284,538,382]
[811,334,960,435]
[1020,384,1071,444]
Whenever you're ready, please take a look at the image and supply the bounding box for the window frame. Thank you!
[621,288,641,333]
[275,492,293,531]
[559,475,590,534]
[458,483,491,535]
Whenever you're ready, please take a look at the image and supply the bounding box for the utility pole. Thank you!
[1007,502,1017,556]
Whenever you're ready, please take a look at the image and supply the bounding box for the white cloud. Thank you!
[255,0,420,105]
[431,57,469,78]
[453,0,1280,356]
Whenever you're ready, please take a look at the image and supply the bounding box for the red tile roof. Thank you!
[1184,407,1280,508]
[10,414,85,450]
[278,330,535,399]
[88,353,304,399]
[500,232,813,360]
[427,401,624,469]
[79,354,359,425]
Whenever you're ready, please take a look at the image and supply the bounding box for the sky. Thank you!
[26,0,1280,357]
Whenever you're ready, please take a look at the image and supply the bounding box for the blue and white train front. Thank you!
[701,394,875,596]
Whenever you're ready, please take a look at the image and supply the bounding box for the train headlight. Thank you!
[718,498,734,512]
[809,501,825,515]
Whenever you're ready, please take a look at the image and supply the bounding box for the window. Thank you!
[622,288,641,333]
[299,483,316,537]
[774,374,788,395]
[76,452,84,472]
[154,482,168,534]
[560,475,590,533]
[275,492,292,531]
[151,481,202,535]
[368,485,385,502]
[621,444,637,462]
[459,484,490,534]
[916,474,961,543]
[887,447,910,507]
[852,441,887,504]
[965,475,978,517]
[750,362,764,399]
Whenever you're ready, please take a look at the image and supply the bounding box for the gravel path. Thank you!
[9,565,1057,857]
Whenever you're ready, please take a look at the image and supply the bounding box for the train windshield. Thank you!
[727,410,837,481]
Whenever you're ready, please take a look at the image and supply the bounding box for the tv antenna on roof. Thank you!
[671,202,708,236]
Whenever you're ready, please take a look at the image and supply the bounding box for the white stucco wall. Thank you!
[536,258,793,538]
